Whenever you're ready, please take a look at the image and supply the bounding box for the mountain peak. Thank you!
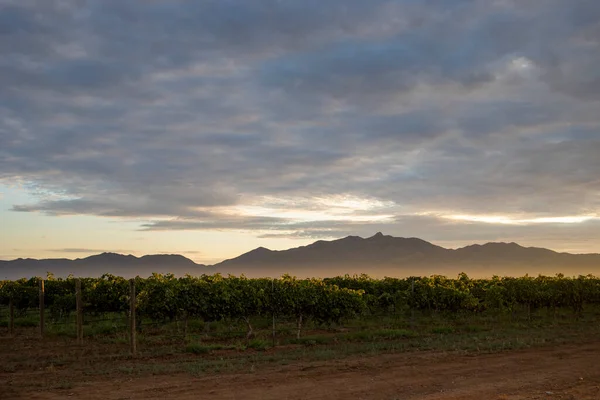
[216,246,274,266]
[366,232,391,241]
[240,246,274,257]
[83,252,135,260]
[253,246,272,253]
[484,241,521,247]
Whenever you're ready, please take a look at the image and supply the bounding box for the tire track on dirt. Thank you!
[13,342,600,400]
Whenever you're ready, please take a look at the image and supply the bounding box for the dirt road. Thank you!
[6,342,600,399]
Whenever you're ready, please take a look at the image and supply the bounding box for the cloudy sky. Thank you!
[1,0,599,263]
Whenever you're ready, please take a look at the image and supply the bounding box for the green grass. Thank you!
[185,342,237,354]
[247,338,270,351]
[185,343,214,354]
[114,322,598,377]
[98,335,129,345]
[13,317,596,387]
[290,335,335,346]
[3,304,600,389]
[15,315,39,328]
[461,324,487,332]
[431,326,455,334]
[343,328,419,341]
[85,321,126,336]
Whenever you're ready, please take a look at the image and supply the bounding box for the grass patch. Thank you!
[290,335,335,346]
[99,335,129,345]
[117,366,136,374]
[185,343,235,354]
[186,343,217,354]
[15,317,39,328]
[247,338,270,351]
[85,321,126,336]
[462,325,487,333]
[5,305,600,388]
[343,328,418,341]
[46,324,77,338]
[431,326,455,334]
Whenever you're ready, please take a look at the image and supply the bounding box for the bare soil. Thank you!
[3,340,600,400]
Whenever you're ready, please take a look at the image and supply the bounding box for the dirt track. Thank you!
[7,341,600,400]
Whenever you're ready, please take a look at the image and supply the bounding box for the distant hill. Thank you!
[1,233,599,279]
[212,233,600,278]
[0,253,209,280]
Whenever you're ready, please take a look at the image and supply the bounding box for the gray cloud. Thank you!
[1,0,599,249]
[140,215,290,231]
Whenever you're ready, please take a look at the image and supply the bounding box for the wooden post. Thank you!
[9,298,14,337]
[129,279,137,356]
[76,279,83,345]
[183,312,188,342]
[39,279,45,338]
[410,278,415,329]
[272,313,276,347]
[296,314,303,339]
[271,279,276,347]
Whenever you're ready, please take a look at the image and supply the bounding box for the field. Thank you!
[2,322,600,399]
[2,273,600,398]
[2,305,600,399]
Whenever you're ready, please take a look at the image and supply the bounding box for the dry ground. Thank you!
[2,337,599,400]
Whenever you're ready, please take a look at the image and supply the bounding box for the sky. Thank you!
[1,0,599,264]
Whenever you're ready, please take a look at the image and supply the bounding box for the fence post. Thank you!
[272,313,276,347]
[129,279,137,356]
[39,279,45,338]
[76,279,83,345]
[183,312,188,342]
[9,298,14,337]
[271,279,276,347]
[410,278,415,329]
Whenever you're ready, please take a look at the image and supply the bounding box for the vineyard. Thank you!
[2,272,600,351]
[3,272,600,398]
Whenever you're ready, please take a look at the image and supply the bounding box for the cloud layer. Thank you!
[1,0,599,246]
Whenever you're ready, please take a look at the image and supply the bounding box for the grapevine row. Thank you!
[2,273,600,335]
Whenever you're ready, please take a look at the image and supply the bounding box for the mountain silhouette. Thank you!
[0,253,206,280]
[213,233,600,277]
[217,233,447,267]
[1,233,599,279]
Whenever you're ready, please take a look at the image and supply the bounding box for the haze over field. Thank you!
[2,233,599,280]
[1,1,599,267]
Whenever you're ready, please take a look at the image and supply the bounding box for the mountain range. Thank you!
[1,233,599,280]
